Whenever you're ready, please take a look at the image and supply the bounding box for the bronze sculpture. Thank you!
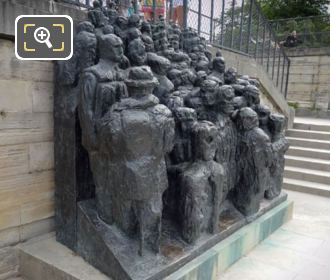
[55,11,289,280]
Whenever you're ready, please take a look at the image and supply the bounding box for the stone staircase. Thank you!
[284,118,330,197]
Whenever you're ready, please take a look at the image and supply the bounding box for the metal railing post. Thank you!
[133,0,138,14]
[246,0,253,54]
[281,56,286,93]
[230,0,235,48]
[210,0,215,42]
[266,35,271,72]
[169,0,174,21]
[285,59,291,98]
[183,0,188,29]
[303,20,307,44]
[276,52,281,86]
[198,0,202,35]
[239,0,245,51]
[220,0,225,46]
[275,21,279,36]
[153,0,156,22]
[261,20,266,65]
[272,36,276,79]
[254,12,261,59]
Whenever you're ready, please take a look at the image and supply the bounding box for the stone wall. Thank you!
[286,48,330,115]
[0,0,87,37]
[0,1,87,278]
[0,38,55,279]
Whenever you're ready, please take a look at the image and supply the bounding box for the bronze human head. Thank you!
[212,56,226,73]
[192,121,218,161]
[237,107,259,131]
[99,34,124,62]
[201,79,219,107]
[218,85,235,115]
[128,38,147,66]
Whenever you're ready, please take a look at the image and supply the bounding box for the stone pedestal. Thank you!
[76,194,290,280]
[18,199,293,280]
[166,199,293,280]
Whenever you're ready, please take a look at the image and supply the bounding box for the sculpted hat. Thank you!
[125,66,159,89]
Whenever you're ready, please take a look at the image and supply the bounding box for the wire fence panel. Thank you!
[184,0,290,98]
[270,15,330,49]
[212,0,223,43]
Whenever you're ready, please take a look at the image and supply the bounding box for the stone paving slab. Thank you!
[219,190,330,280]
[165,200,293,280]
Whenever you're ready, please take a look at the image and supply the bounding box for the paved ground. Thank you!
[218,190,330,280]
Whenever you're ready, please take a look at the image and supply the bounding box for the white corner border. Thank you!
[15,15,73,61]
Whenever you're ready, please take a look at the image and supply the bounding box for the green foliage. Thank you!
[214,0,330,50]
[214,3,257,52]
[262,0,330,49]
[259,0,330,20]
[272,15,330,48]
[288,102,299,109]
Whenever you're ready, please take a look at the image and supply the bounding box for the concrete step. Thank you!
[283,178,330,197]
[294,109,330,119]
[287,146,330,160]
[293,122,330,132]
[287,137,330,150]
[286,129,330,141]
[285,155,330,172]
[18,234,109,280]
[284,118,330,198]
[284,166,330,185]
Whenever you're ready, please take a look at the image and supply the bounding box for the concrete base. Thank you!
[76,194,288,280]
[165,200,293,280]
[18,233,109,280]
[18,200,293,280]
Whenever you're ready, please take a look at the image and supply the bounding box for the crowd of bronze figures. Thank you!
[56,1,289,257]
